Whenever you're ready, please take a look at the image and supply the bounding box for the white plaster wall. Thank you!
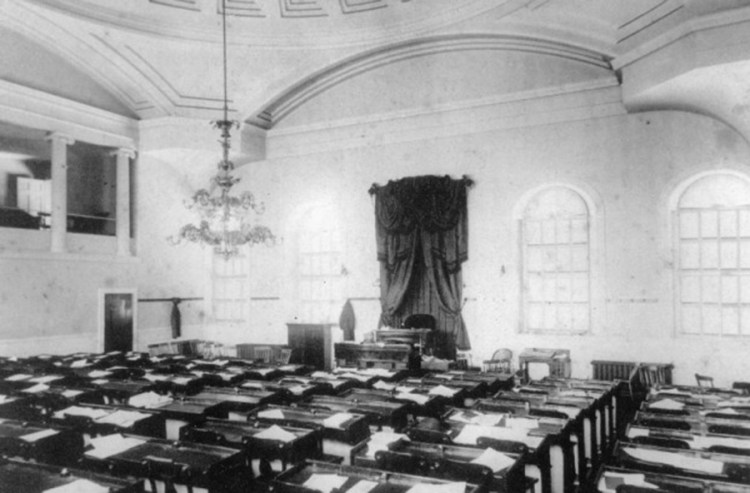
[228,103,750,388]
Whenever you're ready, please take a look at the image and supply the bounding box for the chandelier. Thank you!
[171,0,273,259]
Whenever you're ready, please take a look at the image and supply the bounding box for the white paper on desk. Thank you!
[96,410,151,428]
[257,408,285,419]
[91,379,109,385]
[87,370,111,379]
[171,376,194,385]
[22,383,50,394]
[5,373,32,381]
[373,380,396,391]
[85,434,145,459]
[142,373,169,382]
[559,389,589,398]
[361,368,393,377]
[54,406,109,420]
[396,392,430,405]
[127,391,172,409]
[61,389,83,398]
[242,381,265,390]
[0,395,9,403]
[345,479,378,493]
[432,374,454,381]
[454,424,531,447]
[626,426,650,439]
[451,411,503,427]
[470,447,516,472]
[254,368,275,376]
[20,429,59,442]
[429,385,457,397]
[218,372,236,381]
[312,371,332,379]
[407,482,465,493]
[323,412,354,429]
[395,386,414,393]
[648,398,685,411]
[302,473,348,493]
[70,359,89,368]
[702,407,741,416]
[43,478,110,493]
[254,424,297,443]
[597,472,658,493]
[623,446,724,474]
[505,417,539,430]
[365,431,409,457]
[30,375,63,384]
[692,435,750,450]
[289,384,311,396]
[339,373,371,382]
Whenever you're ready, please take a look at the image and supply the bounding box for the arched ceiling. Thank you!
[1,0,750,137]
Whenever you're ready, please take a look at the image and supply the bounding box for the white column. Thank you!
[46,132,74,253]
[112,147,136,256]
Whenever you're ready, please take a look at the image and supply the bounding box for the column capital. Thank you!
[110,147,137,160]
[45,132,75,146]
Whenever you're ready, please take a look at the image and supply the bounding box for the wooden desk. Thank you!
[0,458,143,493]
[272,459,488,493]
[334,342,411,370]
[353,438,532,492]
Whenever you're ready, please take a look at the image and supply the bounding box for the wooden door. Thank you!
[103,293,134,352]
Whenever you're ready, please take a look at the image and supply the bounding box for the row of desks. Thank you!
[0,351,622,493]
[595,381,750,492]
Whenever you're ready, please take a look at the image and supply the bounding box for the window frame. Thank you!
[516,183,598,335]
[671,170,750,337]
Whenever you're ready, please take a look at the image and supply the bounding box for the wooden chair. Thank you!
[275,348,293,365]
[254,346,272,364]
[695,373,714,389]
[482,348,513,373]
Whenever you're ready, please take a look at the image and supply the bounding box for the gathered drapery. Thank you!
[369,175,472,357]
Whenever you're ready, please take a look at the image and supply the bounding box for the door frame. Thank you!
[97,288,138,353]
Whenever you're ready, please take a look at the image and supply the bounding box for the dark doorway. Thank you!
[103,292,134,352]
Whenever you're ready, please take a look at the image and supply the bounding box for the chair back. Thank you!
[276,348,293,365]
[402,314,436,330]
[254,346,272,364]
[483,348,513,373]
[695,373,714,389]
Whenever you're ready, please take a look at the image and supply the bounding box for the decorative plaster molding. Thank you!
[613,5,750,70]
[250,34,613,129]
[0,80,138,147]
[265,79,624,158]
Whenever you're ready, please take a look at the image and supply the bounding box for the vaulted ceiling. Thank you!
[2,0,750,138]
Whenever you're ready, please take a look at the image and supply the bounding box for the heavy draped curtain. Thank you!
[369,175,472,357]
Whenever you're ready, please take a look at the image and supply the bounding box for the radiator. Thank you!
[591,360,637,381]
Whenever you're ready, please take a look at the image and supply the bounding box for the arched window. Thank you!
[521,186,590,333]
[212,252,249,322]
[674,172,750,335]
[295,205,343,323]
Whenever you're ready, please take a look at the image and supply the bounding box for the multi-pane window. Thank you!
[521,186,590,333]
[212,252,249,322]
[676,173,750,336]
[297,207,343,323]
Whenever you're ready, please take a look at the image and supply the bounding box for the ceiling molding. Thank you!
[0,79,138,148]
[19,0,532,48]
[249,33,613,129]
[613,5,750,70]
